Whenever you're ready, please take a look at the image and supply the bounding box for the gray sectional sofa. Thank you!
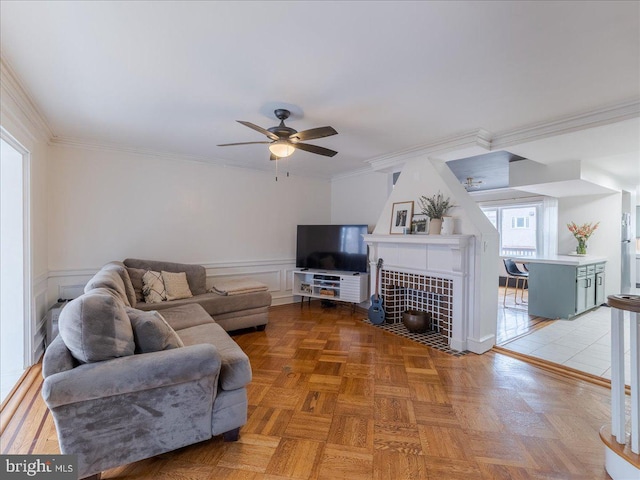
[122,258,271,331]
[42,260,270,480]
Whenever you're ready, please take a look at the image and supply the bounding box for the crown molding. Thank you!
[49,136,335,181]
[490,99,640,150]
[0,56,54,142]
[365,129,492,172]
[49,135,219,165]
[336,100,640,180]
[331,165,381,181]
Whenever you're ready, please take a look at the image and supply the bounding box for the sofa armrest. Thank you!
[42,343,221,408]
[42,336,77,379]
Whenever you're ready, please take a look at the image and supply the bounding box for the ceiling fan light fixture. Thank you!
[268,140,295,158]
[463,177,483,189]
[220,108,338,159]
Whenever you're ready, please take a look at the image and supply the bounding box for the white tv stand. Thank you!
[292,269,369,305]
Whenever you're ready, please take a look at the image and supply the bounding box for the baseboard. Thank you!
[466,334,496,354]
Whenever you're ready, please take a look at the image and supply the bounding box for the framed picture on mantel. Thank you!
[390,201,414,234]
[411,214,428,234]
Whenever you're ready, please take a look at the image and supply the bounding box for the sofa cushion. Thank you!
[58,292,134,363]
[101,261,137,308]
[127,308,184,353]
[178,323,251,391]
[162,271,193,301]
[127,267,146,303]
[134,291,272,318]
[124,259,207,295]
[158,304,215,331]
[142,270,167,304]
[84,268,132,307]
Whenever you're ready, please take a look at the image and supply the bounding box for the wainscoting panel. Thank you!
[47,268,96,305]
[284,268,296,292]
[31,272,49,364]
[203,259,296,305]
[44,259,298,317]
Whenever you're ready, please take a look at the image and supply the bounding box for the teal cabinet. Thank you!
[527,260,606,319]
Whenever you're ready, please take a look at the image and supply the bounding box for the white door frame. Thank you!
[1,126,33,368]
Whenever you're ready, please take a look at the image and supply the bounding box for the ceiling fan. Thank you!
[217,109,338,160]
[463,177,483,189]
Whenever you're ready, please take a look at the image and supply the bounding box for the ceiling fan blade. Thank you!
[270,153,277,161]
[290,126,338,141]
[217,141,270,146]
[237,120,279,140]
[293,142,338,157]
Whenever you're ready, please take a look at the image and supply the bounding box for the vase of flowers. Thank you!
[567,221,599,255]
[418,192,454,235]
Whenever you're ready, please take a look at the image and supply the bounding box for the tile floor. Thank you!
[502,305,633,384]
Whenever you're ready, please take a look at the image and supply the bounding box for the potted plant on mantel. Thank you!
[418,192,455,235]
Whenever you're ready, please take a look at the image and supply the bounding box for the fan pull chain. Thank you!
[273,158,289,181]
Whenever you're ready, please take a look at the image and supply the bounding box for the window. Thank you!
[481,202,541,257]
[511,216,530,229]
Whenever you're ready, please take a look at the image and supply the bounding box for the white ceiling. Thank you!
[1,1,639,183]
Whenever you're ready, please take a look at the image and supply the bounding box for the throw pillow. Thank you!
[162,271,193,301]
[58,292,135,363]
[127,267,146,303]
[127,308,184,353]
[142,270,167,303]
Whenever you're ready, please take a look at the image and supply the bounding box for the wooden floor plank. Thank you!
[1,301,623,479]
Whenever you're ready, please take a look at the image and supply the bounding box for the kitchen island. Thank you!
[512,255,607,319]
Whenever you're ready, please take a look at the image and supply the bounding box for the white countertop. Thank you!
[510,254,607,266]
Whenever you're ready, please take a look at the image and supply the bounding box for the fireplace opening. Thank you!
[381,270,453,340]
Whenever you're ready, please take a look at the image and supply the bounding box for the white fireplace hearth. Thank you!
[364,234,488,353]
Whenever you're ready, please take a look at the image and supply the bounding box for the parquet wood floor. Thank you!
[1,301,619,479]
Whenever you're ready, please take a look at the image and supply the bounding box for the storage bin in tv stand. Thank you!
[292,269,369,307]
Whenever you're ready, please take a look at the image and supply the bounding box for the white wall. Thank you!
[558,193,622,295]
[331,170,389,229]
[47,145,331,304]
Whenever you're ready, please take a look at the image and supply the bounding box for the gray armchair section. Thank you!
[43,341,221,474]
[42,260,256,479]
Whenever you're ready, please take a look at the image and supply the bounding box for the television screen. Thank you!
[296,224,369,273]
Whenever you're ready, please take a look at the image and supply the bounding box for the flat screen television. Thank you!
[296,224,369,273]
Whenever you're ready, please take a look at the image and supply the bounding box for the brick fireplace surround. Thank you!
[381,270,453,338]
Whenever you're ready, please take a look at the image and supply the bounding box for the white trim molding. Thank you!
[45,258,299,310]
[0,58,53,142]
[366,129,492,173]
[360,100,640,179]
[48,136,336,181]
[490,99,640,150]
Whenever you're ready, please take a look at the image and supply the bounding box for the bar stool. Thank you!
[503,259,528,306]
[603,294,640,479]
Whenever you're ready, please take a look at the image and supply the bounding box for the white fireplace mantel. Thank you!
[363,234,474,277]
[363,233,482,353]
[363,234,473,247]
